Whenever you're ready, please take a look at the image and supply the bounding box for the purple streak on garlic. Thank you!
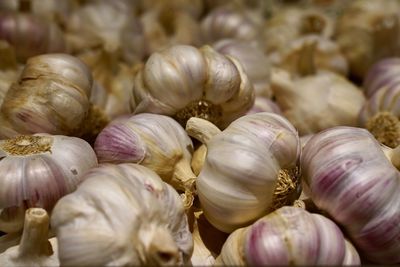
[363,58,400,97]
[0,134,98,233]
[301,126,400,264]
[217,206,360,266]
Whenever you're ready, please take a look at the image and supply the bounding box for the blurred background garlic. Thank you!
[51,163,193,266]
[246,96,282,115]
[186,112,301,233]
[271,68,365,135]
[0,133,97,233]
[94,113,196,209]
[335,0,400,81]
[301,126,400,264]
[131,44,254,129]
[0,53,109,142]
[216,206,360,266]
[0,208,59,267]
[0,41,22,108]
[213,39,272,97]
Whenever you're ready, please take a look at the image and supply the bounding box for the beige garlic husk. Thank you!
[335,0,400,80]
[51,163,193,266]
[271,68,366,135]
[276,35,349,77]
[216,206,360,266]
[0,208,58,267]
[186,112,301,233]
[0,53,109,141]
[213,39,272,97]
[65,0,145,65]
[190,211,216,266]
[301,126,400,264]
[0,11,66,63]
[131,45,255,129]
[94,113,196,209]
[0,134,97,234]
[263,7,334,56]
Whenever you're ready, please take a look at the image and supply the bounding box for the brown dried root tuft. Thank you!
[366,111,400,148]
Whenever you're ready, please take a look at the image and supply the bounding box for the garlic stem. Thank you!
[18,208,52,257]
[171,159,197,210]
[185,117,221,145]
[0,41,17,70]
[297,40,317,76]
[0,231,22,253]
[383,144,400,170]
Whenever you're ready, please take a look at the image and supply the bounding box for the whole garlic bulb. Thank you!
[0,11,66,63]
[335,0,400,80]
[51,163,193,266]
[186,112,301,233]
[213,39,272,97]
[131,45,254,129]
[94,113,196,208]
[301,126,400,264]
[216,206,360,266]
[0,134,98,233]
[271,68,366,135]
[0,208,59,267]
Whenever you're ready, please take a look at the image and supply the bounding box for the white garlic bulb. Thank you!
[51,163,193,266]
[0,208,59,267]
[246,96,282,115]
[213,39,272,97]
[271,68,366,135]
[131,44,254,129]
[301,126,400,264]
[0,134,97,233]
[94,113,196,208]
[186,112,301,233]
[216,206,360,266]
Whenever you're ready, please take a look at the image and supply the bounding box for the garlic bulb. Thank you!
[0,53,109,141]
[276,35,348,77]
[51,163,193,266]
[0,208,59,267]
[216,206,360,266]
[186,112,301,233]
[213,39,272,97]
[271,68,366,135]
[0,12,66,63]
[0,41,21,108]
[131,45,254,129]
[363,57,400,97]
[94,113,196,208]
[301,126,400,264]
[0,134,97,233]
[335,0,400,80]
[246,96,282,115]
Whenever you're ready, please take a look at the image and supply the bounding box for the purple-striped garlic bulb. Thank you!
[271,68,366,135]
[51,163,193,266]
[216,206,360,266]
[358,83,400,148]
[363,57,400,98]
[0,53,109,141]
[94,113,196,209]
[213,39,272,97]
[246,96,282,115]
[0,11,66,63]
[301,126,400,264]
[0,134,98,233]
[186,112,301,233]
[131,45,255,129]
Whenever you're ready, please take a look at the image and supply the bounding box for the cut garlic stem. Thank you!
[18,208,52,258]
[171,159,197,209]
[298,40,317,76]
[383,143,400,170]
[185,117,221,145]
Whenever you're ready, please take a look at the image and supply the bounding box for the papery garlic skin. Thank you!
[213,39,272,97]
[301,126,400,264]
[0,53,93,138]
[51,163,193,266]
[131,45,254,129]
[194,112,301,233]
[0,134,98,233]
[217,206,360,266]
[271,69,366,135]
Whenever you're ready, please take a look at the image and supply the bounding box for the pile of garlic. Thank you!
[0,0,399,266]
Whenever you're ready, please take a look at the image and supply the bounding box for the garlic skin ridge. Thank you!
[216,206,361,266]
[187,112,301,233]
[301,126,400,264]
[51,163,193,266]
[0,134,98,233]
